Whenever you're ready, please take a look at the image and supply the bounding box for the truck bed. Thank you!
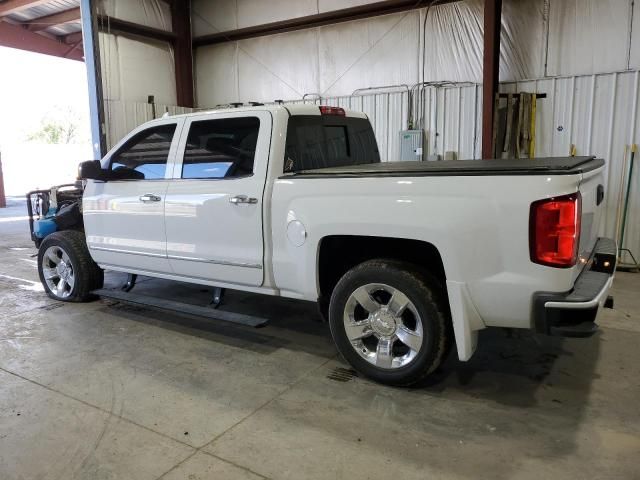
[284,156,604,178]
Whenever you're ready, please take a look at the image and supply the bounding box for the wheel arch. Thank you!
[317,235,447,304]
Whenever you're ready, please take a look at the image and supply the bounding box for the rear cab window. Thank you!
[284,114,380,173]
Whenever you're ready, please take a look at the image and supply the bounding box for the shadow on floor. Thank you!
[100,272,601,477]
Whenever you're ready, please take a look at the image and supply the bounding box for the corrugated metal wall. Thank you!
[316,84,481,162]
[504,72,640,263]
[311,72,640,261]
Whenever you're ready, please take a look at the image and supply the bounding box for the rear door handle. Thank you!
[139,194,161,202]
[229,195,258,205]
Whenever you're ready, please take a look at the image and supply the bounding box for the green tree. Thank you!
[27,106,85,144]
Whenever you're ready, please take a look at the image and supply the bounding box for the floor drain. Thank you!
[327,367,358,382]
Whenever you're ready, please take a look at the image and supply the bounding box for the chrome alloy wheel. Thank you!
[41,245,75,299]
[343,283,424,369]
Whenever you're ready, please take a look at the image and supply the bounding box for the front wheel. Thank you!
[38,231,103,302]
[328,260,451,386]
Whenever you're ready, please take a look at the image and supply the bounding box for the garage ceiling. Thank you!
[0,0,83,61]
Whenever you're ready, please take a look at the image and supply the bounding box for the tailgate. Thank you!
[577,165,607,276]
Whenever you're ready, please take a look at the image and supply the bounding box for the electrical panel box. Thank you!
[399,130,423,161]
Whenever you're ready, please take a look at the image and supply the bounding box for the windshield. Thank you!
[284,115,380,173]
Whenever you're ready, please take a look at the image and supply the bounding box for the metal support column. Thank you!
[80,0,107,159]
[481,0,502,159]
[171,0,194,108]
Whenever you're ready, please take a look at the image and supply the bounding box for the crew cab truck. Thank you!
[29,103,616,386]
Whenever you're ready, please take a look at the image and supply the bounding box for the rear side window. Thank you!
[109,124,176,180]
[181,117,260,179]
[284,115,380,172]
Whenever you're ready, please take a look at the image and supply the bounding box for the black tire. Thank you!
[37,230,103,302]
[328,259,451,386]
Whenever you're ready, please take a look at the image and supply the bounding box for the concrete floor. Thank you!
[1,197,639,480]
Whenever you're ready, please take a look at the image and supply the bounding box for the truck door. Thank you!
[83,120,181,273]
[164,111,271,286]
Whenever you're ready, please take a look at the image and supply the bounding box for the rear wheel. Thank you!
[38,231,103,302]
[328,259,450,386]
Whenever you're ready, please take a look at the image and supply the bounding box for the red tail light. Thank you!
[319,106,345,116]
[529,193,581,268]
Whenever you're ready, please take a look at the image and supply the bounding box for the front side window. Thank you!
[181,117,260,179]
[109,124,176,180]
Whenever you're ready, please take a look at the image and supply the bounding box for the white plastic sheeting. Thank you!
[99,32,177,105]
[97,0,177,114]
[319,11,420,96]
[191,0,386,36]
[99,0,171,31]
[193,0,548,104]
[421,0,546,82]
[547,0,631,76]
[98,0,182,152]
[194,9,421,104]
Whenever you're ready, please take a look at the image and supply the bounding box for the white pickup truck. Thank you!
[28,103,617,386]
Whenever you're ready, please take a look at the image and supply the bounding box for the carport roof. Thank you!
[0,0,83,61]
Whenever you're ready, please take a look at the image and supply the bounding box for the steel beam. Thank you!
[96,14,176,44]
[170,0,194,107]
[0,21,83,61]
[81,0,107,158]
[26,7,80,32]
[0,0,50,17]
[481,0,502,159]
[193,0,457,47]
[61,31,83,44]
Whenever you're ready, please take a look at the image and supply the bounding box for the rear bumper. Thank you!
[533,237,617,337]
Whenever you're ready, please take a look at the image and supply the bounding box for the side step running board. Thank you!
[93,288,268,328]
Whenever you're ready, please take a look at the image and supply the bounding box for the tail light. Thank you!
[529,192,581,268]
[319,106,345,116]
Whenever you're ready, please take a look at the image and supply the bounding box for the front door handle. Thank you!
[139,194,161,202]
[229,195,258,205]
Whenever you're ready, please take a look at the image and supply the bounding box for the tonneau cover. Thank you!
[284,156,604,178]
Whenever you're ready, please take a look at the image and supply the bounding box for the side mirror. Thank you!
[78,160,106,181]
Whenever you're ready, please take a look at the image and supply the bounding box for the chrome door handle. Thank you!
[139,194,161,202]
[229,195,258,205]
